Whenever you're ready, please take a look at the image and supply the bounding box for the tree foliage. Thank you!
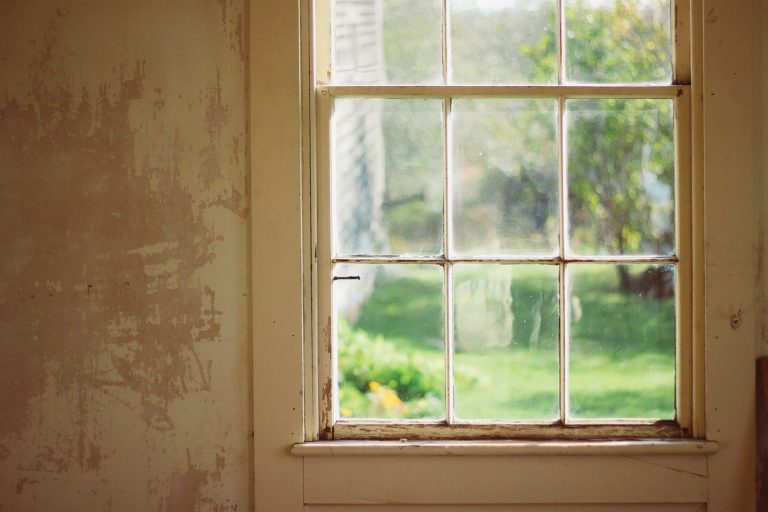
[378,0,675,288]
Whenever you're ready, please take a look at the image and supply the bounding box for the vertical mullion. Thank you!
[673,0,692,84]
[445,262,455,424]
[557,0,565,84]
[442,0,452,422]
[442,0,449,85]
[443,96,455,424]
[558,95,568,424]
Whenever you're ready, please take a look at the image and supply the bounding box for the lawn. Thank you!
[337,264,676,421]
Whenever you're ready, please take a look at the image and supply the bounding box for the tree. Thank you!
[523,0,675,292]
[377,0,675,292]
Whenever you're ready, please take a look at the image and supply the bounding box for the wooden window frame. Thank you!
[252,0,759,509]
[308,0,703,441]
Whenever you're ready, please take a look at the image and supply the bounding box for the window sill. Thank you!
[292,439,718,457]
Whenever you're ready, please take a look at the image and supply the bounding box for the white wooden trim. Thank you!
[689,0,706,443]
[315,2,693,440]
[292,439,718,457]
[303,455,709,504]
[702,0,758,509]
[674,0,693,84]
[304,0,320,443]
[676,87,694,435]
[250,0,306,509]
[316,89,334,439]
[307,506,706,512]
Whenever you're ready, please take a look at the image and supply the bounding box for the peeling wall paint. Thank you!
[0,1,250,510]
[757,0,768,358]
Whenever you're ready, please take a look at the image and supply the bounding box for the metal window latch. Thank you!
[333,275,361,281]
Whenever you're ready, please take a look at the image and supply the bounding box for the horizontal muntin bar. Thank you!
[319,84,687,99]
[332,255,679,265]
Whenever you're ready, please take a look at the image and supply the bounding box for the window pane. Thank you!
[452,99,559,257]
[332,0,443,84]
[454,264,560,420]
[335,264,445,419]
[333,98,444,257]
[564,0,672,84]
[566,99,674,256]
[568,264,675,420]
[449,0,557,84]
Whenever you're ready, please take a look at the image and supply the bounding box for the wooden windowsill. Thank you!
[291,439,718,457]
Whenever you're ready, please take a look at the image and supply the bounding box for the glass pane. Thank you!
[565,0,672,84]
[568,264,675,420]
[452,99,559,256]
[566,99,674,256]
[454,264,560,420]
[333,98,444,257]
[449,0,557,84]
[335,264,445,419]
[332,0,443,84]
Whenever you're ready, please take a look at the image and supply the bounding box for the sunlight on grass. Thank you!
[337,264,675,420]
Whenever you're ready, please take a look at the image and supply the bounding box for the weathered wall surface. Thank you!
[758,0,768,358]
[0,1,251,510]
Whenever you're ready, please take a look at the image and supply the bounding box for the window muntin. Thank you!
[316,0,691,439]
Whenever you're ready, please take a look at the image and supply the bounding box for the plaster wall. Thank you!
[0,1,251,510]
[758,0,768,358]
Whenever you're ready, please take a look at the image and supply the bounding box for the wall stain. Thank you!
[157,449,236,512]
[0,14,230,479]
[14,477,38,495]
[234,13,246,64]
[200,68,247,218]
[201,68,230,187]
[215,0,228,25]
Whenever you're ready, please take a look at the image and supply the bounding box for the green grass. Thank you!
[339,264,675,420]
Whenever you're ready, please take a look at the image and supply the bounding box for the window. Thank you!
[313,0,693,440]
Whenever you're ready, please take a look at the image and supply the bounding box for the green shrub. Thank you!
[338,320,444,403]
[338,321,481,418]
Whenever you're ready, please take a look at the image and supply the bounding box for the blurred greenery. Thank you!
[522,0,674,257]
[339,265,675,420]
[379,0,674,261]
[337,0,677,421]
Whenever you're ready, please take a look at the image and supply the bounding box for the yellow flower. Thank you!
[380,386,402,410]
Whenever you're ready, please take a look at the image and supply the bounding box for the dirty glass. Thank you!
[449,0,557,84]
[332,0,443,84]
[566,98,675,256]
[333,98,444,257]
[453,264,560,420]
[564,0,672,83]
[568,263,676,419]
[451,98,559,257]
[335,264,445,419]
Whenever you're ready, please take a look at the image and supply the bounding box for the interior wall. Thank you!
[0,1,251,510]
[758,0,768,358]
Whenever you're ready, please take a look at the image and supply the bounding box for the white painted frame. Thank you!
[250,0,758,509]
[313,0,696,441]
